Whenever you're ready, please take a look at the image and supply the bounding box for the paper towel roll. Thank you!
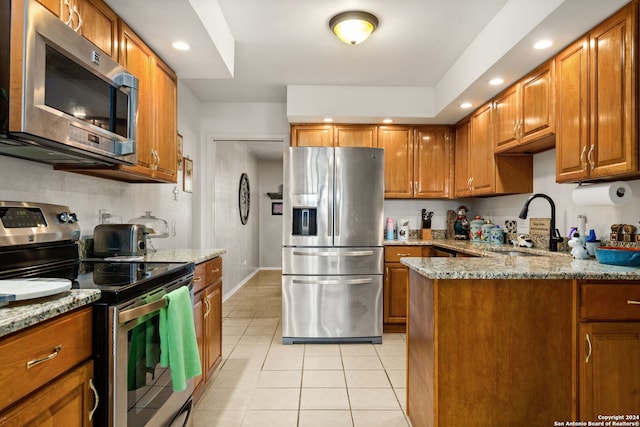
[571,181,633,206]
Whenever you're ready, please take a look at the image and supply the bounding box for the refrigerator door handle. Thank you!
[292,250,375,257]
[292,278,374,286]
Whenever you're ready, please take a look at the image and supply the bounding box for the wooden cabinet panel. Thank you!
[205,283,222,379]
[378,125,414,198]
[384,264,409,324]
[0,307,92,412]
[0,360,94,426]
[589,3,638,179]
[335,125,377,147]
[36,0,62,16]
[291,125,333,147]
[468,102,494,195]
[414,127,452,198]
[454,118,471,197]
[153,57,178,182]
[77,0,118,58]
[578,322,640,420]
[384,246,423,262]
[556,37,589,182]
[493,84,520,151]
[580,283,640,321]
[192,295,204,392]
[557,1,639,182]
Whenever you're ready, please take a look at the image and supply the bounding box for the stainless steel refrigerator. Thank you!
[282,146,384,344]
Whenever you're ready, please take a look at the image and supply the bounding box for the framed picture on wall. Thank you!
[183,157,193,193]
[177,133,183,171]
[272,202,283,215]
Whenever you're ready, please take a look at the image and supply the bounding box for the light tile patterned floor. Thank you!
[192,270,411,427]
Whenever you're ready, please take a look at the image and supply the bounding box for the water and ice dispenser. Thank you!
[292,207,317,236]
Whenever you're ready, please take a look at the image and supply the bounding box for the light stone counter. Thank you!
[401,255,640,280]
[0,289,101,338]
[143,248,226,264]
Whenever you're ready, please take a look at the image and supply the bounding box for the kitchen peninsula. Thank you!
[400,251,640,427]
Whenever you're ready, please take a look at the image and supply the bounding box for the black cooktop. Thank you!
[74,260,194,304]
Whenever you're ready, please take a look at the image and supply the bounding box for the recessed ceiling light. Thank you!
[489,78,504,86]
[382,118,393,124]
[323,117,333,122]
[172,41,190,51]
[534,39,553,50]
[460,102,472,109]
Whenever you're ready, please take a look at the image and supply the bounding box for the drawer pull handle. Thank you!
[396,253,413,257]
[210,268,220,274]
[89,378,99,421]
[27,345,62,369]
[585,333,592,364]
[627,300,640,305]
[193,276,202,282]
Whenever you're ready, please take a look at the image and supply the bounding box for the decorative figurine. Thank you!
[454,205,470,240]
[568,235,589,259]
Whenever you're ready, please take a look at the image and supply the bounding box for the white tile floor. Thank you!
[192,270,411,427]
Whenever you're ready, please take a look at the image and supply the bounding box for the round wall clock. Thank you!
[239,173,250,225]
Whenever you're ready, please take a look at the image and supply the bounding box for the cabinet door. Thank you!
[205,283,222,380]
[193,291,205,393]
[0,360,94,426]
[589,2,638,179]
[556,37,589,182]
[468,102,494,195]
[77,0,118,58]
[378,125,414,198]
[291,125,334,147]
[579,322,640,420]
[384,263,408,324]
[36,0,63,17]
[335,125,377,147]
[520,60,555,146]
[152,57,178,182]
[454,118,471,197]
[119,22,154,174]
[414,127,452,199]
[493,84,520,152]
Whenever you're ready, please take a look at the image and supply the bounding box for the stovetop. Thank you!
[75,260,194,304]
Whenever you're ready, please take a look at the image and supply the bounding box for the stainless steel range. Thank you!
[0,201,195,426]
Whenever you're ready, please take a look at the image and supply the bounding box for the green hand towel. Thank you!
[159,286,202,392]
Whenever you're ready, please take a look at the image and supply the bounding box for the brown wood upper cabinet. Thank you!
[36,0,118,58]
[379,125,452,199]
[455,103,533,197]
[493,60,556,154]
[290,124,377,147]
[556,1,639,183]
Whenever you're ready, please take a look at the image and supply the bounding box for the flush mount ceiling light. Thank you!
[534,39,553,50]
[329,11,379,45]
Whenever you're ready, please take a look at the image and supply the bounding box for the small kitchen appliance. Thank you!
[0,201,195,427]
[93,224,147,257]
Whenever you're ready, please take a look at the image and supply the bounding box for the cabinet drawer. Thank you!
[580,283,640,321]
[206,257,222,285]
[385,246,423,262]
[0,307,92,412]
[193,261,208,294]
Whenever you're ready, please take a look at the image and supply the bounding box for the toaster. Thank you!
[93,224,147,257]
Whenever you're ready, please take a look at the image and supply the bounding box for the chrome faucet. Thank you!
[518,193,563,252]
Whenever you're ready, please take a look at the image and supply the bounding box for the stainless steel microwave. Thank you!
[0,0,138,167]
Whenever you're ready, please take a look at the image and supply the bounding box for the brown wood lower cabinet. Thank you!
[578,282,640,420]
[193,257,223,403]
[0,307,95,425]
[407,273,574,426]
[383,246,430,332]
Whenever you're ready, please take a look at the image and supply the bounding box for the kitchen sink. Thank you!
[498,250,542,257]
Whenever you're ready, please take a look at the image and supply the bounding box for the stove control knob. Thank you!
[68,213,78,223]
[57,212,70,223]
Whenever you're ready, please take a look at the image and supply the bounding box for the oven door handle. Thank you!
[119,298,167,324]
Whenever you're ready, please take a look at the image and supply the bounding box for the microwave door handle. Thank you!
[113,73,139,156]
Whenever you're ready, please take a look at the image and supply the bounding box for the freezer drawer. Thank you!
[281,274,383,343]
[282,246,383,275]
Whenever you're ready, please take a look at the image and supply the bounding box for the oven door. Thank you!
[113,278,194,427]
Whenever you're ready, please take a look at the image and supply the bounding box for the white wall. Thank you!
[471,149,640,241]
[212,141,259,295]
[258,159,283,268]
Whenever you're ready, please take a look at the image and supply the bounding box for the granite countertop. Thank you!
[143,248,226,264]
[385,238,560,257]
[0,289,101,339]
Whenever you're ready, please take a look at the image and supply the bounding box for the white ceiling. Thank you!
[104,0,629,156]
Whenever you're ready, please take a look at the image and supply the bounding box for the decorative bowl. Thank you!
[594,246,640,267]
